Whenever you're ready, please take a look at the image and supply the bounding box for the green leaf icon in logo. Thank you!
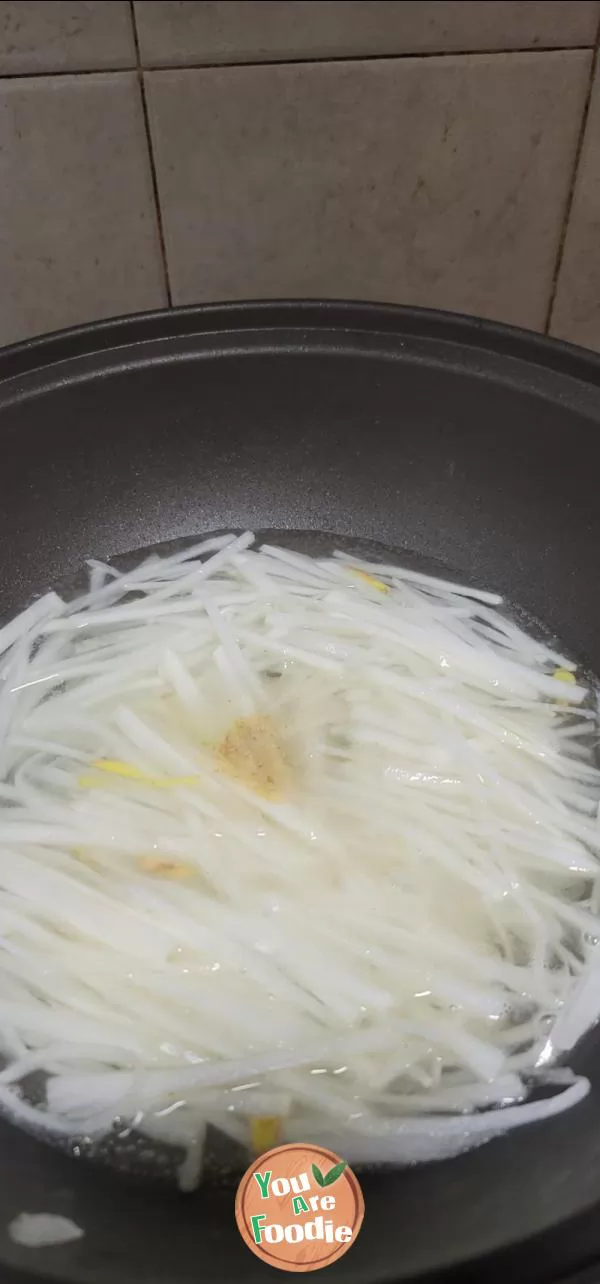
[312,1160,347,1188]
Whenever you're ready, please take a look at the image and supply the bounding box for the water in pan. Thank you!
[0,530,598,1190]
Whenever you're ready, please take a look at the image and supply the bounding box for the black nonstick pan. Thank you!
[1,299,600,1284]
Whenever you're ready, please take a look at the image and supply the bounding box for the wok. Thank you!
[0,300,600,1284]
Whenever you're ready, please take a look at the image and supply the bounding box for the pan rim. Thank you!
[2,299,600,389]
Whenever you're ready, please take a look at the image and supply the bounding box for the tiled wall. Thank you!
[2,0,600,350]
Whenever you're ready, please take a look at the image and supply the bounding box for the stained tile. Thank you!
[0,74,166,346]
[135,1,599,67]
[0,2,135,73]
[146,52,589,329]
[550,67,600,352]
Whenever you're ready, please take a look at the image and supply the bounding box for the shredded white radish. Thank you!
[0,533,598,1190]
[8,1212,84,1248]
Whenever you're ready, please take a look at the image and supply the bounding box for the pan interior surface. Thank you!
[1,301,600,1284]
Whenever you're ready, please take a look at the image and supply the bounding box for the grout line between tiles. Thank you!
[0,44,596,80]
[138,43,599,72]
[544,18,600,333]
[129,0,172,308]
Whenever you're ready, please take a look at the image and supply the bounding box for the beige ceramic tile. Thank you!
[135,1,599,66]
[0,74,167,346]
[0,2,135,73]
[550,67,600,352]
[146,52,589,329]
